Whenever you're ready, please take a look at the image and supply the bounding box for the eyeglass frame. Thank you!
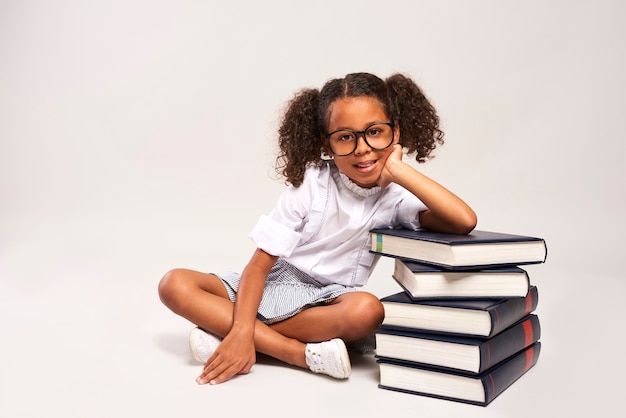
[323,122,396,157]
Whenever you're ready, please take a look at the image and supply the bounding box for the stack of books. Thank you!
[369,228,548,406]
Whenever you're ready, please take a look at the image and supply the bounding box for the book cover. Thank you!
[375,314,541,374]
[380,286,539,338]
[393,258,530,299]
[377,342,541,406]
[370,228,547,270]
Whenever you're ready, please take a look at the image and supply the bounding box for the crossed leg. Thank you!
[157,268,384,369]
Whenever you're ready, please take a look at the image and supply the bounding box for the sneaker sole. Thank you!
[331,338,352,378]
[189,327,207,363]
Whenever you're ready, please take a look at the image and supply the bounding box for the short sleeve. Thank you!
[247,165,322,257]
[395,191,428,230]
[248,214,301,257]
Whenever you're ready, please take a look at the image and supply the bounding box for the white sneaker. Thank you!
[189,327,221,363]
[305,338,351,379]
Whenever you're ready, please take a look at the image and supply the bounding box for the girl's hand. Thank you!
[196,330,256,385]
[377,144,404,188]
[374,142,477,234]
[196,249,276,385]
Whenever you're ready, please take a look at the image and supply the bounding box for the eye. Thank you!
[367,127,382,137]
[367,123,392,138]
[333,131,355,142]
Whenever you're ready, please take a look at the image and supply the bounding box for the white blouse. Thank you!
[248,161,427,287]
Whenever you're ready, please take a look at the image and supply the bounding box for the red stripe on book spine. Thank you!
[488,373,496,395]
[522,319,533,347]
[493,307,500,332]
[524,347,535,372]
[486,342,491,368]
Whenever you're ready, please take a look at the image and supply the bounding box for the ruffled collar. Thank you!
[331,163,383,198]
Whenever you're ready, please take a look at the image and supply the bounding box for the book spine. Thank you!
[373,232,383,253]
[483,342,541,404]
[480,315,541,372]
[489,286,539,337]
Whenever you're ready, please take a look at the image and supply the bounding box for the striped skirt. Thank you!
[216,258,357,324]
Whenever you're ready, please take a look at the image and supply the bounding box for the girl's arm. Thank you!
[379,145,477,234]
[197,248,278,385]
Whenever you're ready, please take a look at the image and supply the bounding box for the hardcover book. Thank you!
[370,228,547,270]
[375,314,541,374]
[393,258,530,299]
[380,286,539,338]
[377,342,541,406]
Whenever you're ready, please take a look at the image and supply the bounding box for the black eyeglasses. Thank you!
[324,122,395,156]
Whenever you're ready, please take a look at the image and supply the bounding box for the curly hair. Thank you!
[275,72,444,187]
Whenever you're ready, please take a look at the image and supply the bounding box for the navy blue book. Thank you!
[377,342,541,406]
[370,228,547,270]
[393,258,530,299]
[376,314,541,374]
[380,286,539,338]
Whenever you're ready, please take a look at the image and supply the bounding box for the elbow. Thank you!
[420,207,478,235]
[444,208,477,235]
[420,209,478,235]
[457,210,478,235]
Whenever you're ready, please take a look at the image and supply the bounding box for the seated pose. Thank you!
[158,72,477,385]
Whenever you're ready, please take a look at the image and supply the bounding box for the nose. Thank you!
[354,132,372,155]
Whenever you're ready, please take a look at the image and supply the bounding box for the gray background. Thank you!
[2,1,624,417]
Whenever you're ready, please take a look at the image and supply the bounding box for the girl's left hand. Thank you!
[377,144,403,188]
[196,331,256,385]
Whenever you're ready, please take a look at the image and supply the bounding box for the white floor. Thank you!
[2,212,624,418]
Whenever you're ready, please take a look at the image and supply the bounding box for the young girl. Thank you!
[158,72,477,385]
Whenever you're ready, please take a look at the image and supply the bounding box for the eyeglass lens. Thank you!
[327,123,394,156]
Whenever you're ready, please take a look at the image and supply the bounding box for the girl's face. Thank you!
[325,96,399,188]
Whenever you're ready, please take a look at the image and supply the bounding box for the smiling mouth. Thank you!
[354,160,377,169]
[353,160,379,175]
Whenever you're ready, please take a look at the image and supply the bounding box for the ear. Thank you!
[320,135,334,160]
[393,123,401,145]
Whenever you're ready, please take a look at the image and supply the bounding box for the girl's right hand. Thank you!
[196,330,256,385]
